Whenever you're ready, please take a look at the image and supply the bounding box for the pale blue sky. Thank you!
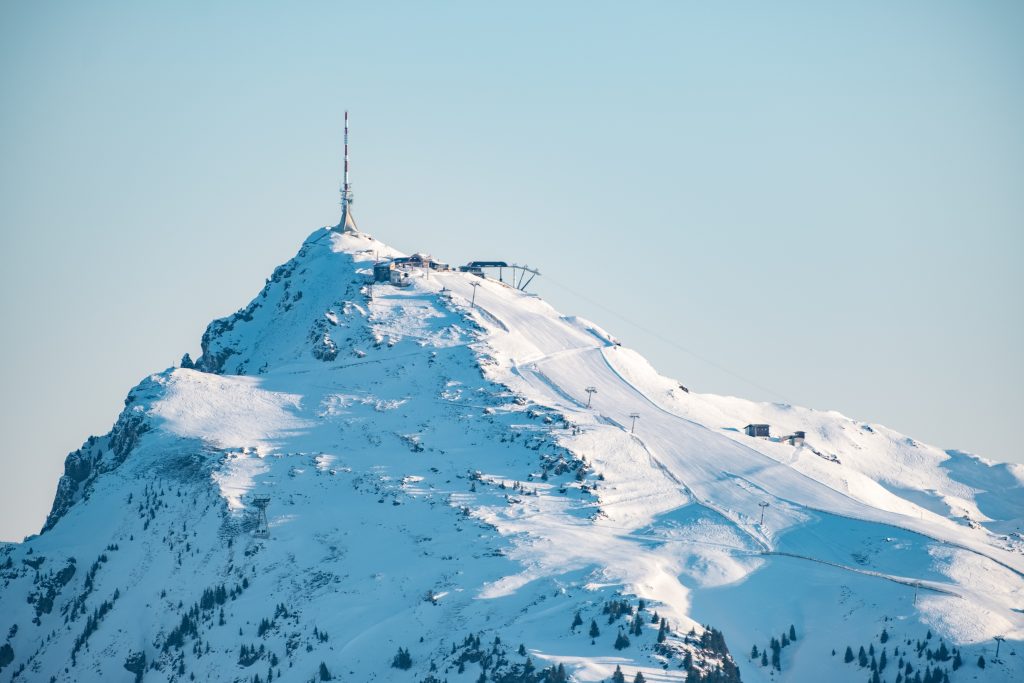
[1,1,1021,541]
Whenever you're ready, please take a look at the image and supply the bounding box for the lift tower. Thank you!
[251,495,271,538]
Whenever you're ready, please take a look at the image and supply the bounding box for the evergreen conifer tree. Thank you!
[845,646,855,663]
[611,665,626,683]
[318,662,332,681]
[572,612,583,630]
[789,625,797,641]
[633,672,646,683]
[751,645,759,659]
[590,620,600,639]
[859,646,868,667]
[391,647,412,670]
[977,655,985,669]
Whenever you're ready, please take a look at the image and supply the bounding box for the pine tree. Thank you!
[611,665,626,683]
[859,645,869,667]
[977,655,985,669]
[633,672,646,683]
[391,647,412,670]
[318,662,332,681]
[590,620,600,639]
[845,646,855,663]
[572,612,583,630]
[881,628,890,644]
[614,631,631,650]
[880,649,888,671]
[789,624,797,641]
[761,651,768,667]
[751,644,759,659]
[951,651,962,670]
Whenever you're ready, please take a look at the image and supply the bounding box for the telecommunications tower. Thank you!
[335,110,358,233]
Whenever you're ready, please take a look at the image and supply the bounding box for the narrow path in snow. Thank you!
[762,551,963,597]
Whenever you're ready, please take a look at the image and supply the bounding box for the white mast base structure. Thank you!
[334,110,359,234]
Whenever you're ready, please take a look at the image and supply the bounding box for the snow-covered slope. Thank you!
[1,228,1021,683]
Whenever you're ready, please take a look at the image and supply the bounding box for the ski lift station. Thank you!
[742,424,806,446]
[373,256,541,291]
[373,254,450,286]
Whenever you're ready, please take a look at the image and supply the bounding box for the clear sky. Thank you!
[1,1,1021,542]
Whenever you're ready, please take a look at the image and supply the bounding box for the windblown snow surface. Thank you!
[1,229,1022,683]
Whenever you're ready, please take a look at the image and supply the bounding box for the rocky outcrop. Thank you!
[42,403,150,534]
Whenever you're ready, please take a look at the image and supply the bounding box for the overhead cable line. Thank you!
[541,275,792,404]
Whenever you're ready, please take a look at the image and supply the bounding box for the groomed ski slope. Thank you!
[348,230,1023,676]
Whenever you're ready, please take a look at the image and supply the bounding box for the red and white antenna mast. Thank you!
[335,110,358,233]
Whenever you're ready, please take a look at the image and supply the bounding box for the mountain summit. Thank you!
[1,228,1022,683]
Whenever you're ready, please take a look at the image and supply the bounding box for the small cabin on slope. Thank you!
[744,424,770,438]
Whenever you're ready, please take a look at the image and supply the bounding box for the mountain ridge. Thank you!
[2,227,1021,683]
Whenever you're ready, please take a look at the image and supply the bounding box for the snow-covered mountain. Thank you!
[1,228,1022,683]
